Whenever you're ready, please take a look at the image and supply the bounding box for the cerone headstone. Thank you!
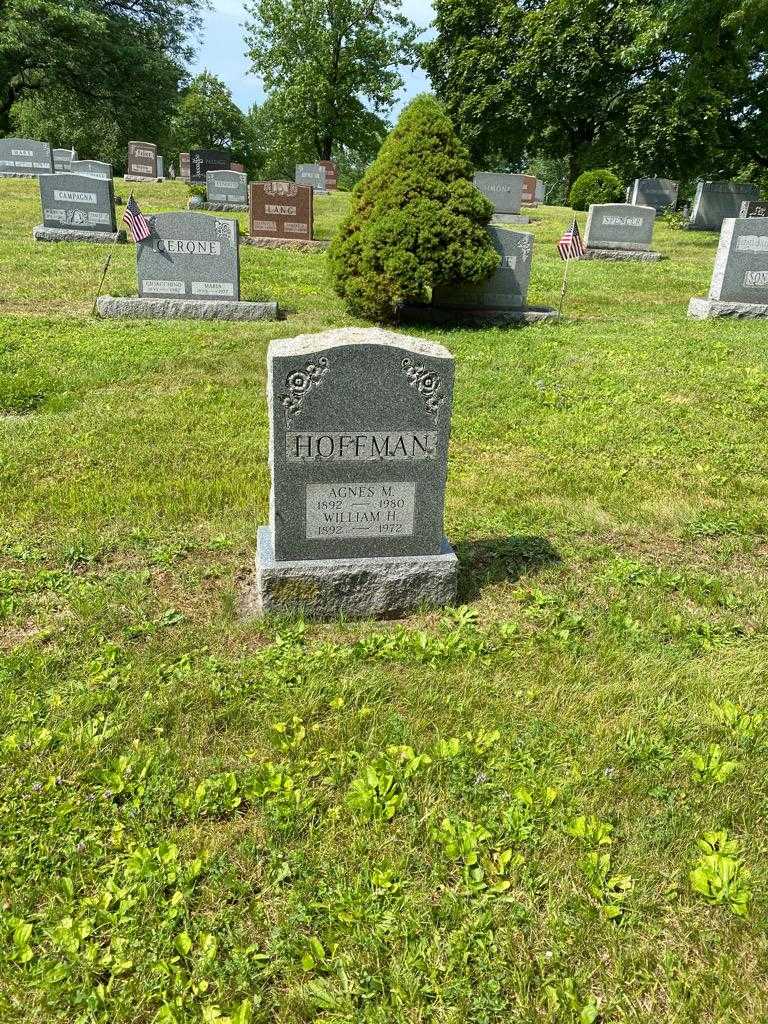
[629,177,679,211]
[71,159,113,180]
[740,200,768,218]
[583,203,662,260]
[520,174,537,205]
[97,211,279,321]
[53,148,77,172]
[688,217,768,319]
[190,149,231,184]
[248,181,314,243]
[33,172,124,243]
[250,327,459,619]
[295,164,327,192]
[205,169,248,209]
[318,160,338,190]
[472,172,528,223]
[689,180,759,231]
[180,153,191,181]
[126,141,157,180]
[0,137,54,177]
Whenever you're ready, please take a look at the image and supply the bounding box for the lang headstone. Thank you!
[583,203,662,260]
[472,172,528,223]
[249,327,459,619]
[295,164,327,192]
[126,141,158,180]
[33,172,124,243]
[53,148,77,172]
[97,211,278,321]
[247,181,320,247]
[190,149,231,184]
[0,137,54,177]
[204,169,248,209]
[688,217,768,319]
[629,177,679,211]
[689,180,760,231]
[318,160,338,190]
[180,152,191,181]
[71,159,113,180]
[740,200,768,218]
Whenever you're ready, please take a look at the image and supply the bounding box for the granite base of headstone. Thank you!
[246,327,459,621]
[584,203,663,260]
[242,236,329,252]
[188,200,249,212]
[96,296,279,321]
[34,226,126,244]
[688,216,768,319]
[492,213,531,225]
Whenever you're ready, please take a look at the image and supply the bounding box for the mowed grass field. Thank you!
[1,176,768,1024]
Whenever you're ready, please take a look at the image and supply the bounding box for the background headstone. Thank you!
[295,164,327,192]
[689,180,760,230]
[318,160,338,190]
[432,226,533,310]
[157,156,165,179]
[708,217,768,304]
[740,200,768,218]
[53,148,77,172]
[206,169,248,205]
[629,177,679,211]
[230,161,245,173]
[71,159,113,180]
[137,212,239,301]
[535,179,545,204]
[520,174,537,205]
[249,181,313,241]
[585,203,655,251]
[37,172,117,235]
[190,149,232,184]
[0,137,54,176]
[180,153,191,181]
[127,141,157,179]
[473,172,523,216]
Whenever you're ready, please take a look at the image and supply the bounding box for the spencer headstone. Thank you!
[295,164,327,192]
[190,149,231,184]
[251,327,458,618]
[53,148,77,172]
[689,217,768,319]
[34,172,122,243]
[126,141,157,179]
[137,212,239,300]
[629,177,679,211]
[206,170,248,206]
[0,137,54,176]
[689,180,759,231]
[249,181,313,241]
[584,203,657,254]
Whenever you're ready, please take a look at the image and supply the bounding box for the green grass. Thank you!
[2,178,768,1023]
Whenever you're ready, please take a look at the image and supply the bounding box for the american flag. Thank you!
[123,194,152,242]
[557,218,586,260]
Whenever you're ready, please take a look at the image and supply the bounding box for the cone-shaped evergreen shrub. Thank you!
[328,95,499,321]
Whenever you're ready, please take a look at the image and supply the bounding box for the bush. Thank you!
[569,169,623,211]
[328,95,499,322]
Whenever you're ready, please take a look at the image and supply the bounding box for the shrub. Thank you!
[569,169,623,211]
[328,95,499,322]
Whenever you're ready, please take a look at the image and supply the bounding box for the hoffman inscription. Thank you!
[286,431,438,461]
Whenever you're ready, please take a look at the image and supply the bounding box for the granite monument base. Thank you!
[96,296,280,321]
[188,200,248,212]
[123,175,163,183]
[401,303,559,327]
[491,214,530,225]
[34,226,126,244]
[0,172,44,179]
[249,526,458,620]
[688,297,768,320]
[243,236,329,252]
[582,248,664,262]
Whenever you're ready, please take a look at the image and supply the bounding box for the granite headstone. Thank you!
[0,137,54,176]
[53,148,77,172]
[520,174,537,205]
[535,179,545,204]
[71,159,113,180]
[249,181,313,241]
[34,172,122,242]
[629,177,679,211]
[127,141,157,179]
[473,172,523,216]
[689,217,768,318]
[180,153,191,181]
[432,226,533,310]
[318,160,338,190]
[206,170,248,205]
[157,156,165,179]
[252,327,458,618]
[740,200,768,218]
[584,203,656,251]
[230,162,245,173]
[295,164,327,192]
[190,149,231,184]
[689,180,760,231]
[136,212,239,301]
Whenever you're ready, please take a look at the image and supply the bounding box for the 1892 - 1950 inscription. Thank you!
[306,481,415,539]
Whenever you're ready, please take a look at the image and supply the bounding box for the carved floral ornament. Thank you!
[401,358,446,424]
[279,358,330,425]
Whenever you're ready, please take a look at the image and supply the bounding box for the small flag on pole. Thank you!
[557,218,586,260]
[123,194,152,242]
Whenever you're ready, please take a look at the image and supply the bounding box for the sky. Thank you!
[189,0,435,115]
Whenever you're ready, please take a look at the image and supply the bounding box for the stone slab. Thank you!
[96,296,279,320]
[492,214,530,224]
[127,141,157,179]
[708,217,768,303]
[432,226,534,311]
[137,211,240,301]
[0,137,54,175]
[295,164,327,192]
[188,200,249,212]
[401,304,559,327]
[740,200,768,218]
[248,525,458,620]
[250,181,314,241]
[688,297,768,319]
[474,172,523,215]
[190,149,231,184]
[585,203,655,250]
[39,171,117,233]
[34,226,126,244]
[689,180,759,231]
[629,177,679,211]
[582,248,664,261]
[71,159,113,180]
[243,236,328,251]
[53,148,77,172]
[206,169,247,205]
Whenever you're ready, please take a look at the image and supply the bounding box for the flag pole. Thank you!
[557,217,580,317]
[91,191,130,317]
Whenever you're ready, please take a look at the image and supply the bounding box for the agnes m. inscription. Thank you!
[306,481,416,539]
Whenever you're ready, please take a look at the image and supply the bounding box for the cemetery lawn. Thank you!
[2,177,768,1024]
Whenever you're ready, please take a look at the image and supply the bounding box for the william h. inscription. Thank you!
[306,481,416,539]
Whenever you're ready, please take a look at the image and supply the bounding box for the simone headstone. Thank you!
[689,180,759,231]
[688,217,768,319]
[33,172,124,243]
[472,172,528,224]
[249,327,458,619]
[740,200,768,218]
[629,177,679,211]
[126,141,158,180]
[295,164,327,192]
[318,160,338,190]
[583,203,662,260]
[53,148,77,172]
[97,212,278,321]
[204,169,248,209]
[190,149,231,184]
[247,181,321,247]
[0,138,54,177]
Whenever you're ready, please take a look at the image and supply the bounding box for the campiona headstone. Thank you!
[318,160,338,190]
[246,181,326,250]
[688,217,768,319]
[295,164,327,192]
[126,141,158,180]
[249,327,458,619]
[33,172,124,243]
[97,212,278,321]
[472,172,528,224]
[629,177,679,211]
[180,153,191,181]
[583,203,662,260]
[425,226,557,324]
[0,137,54,177]
[689,180,759,231]
[190,149,231,184]
[53,148,77,172]
[740,200,768,218]
[71,159,113,180]
[204,170,248,209]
